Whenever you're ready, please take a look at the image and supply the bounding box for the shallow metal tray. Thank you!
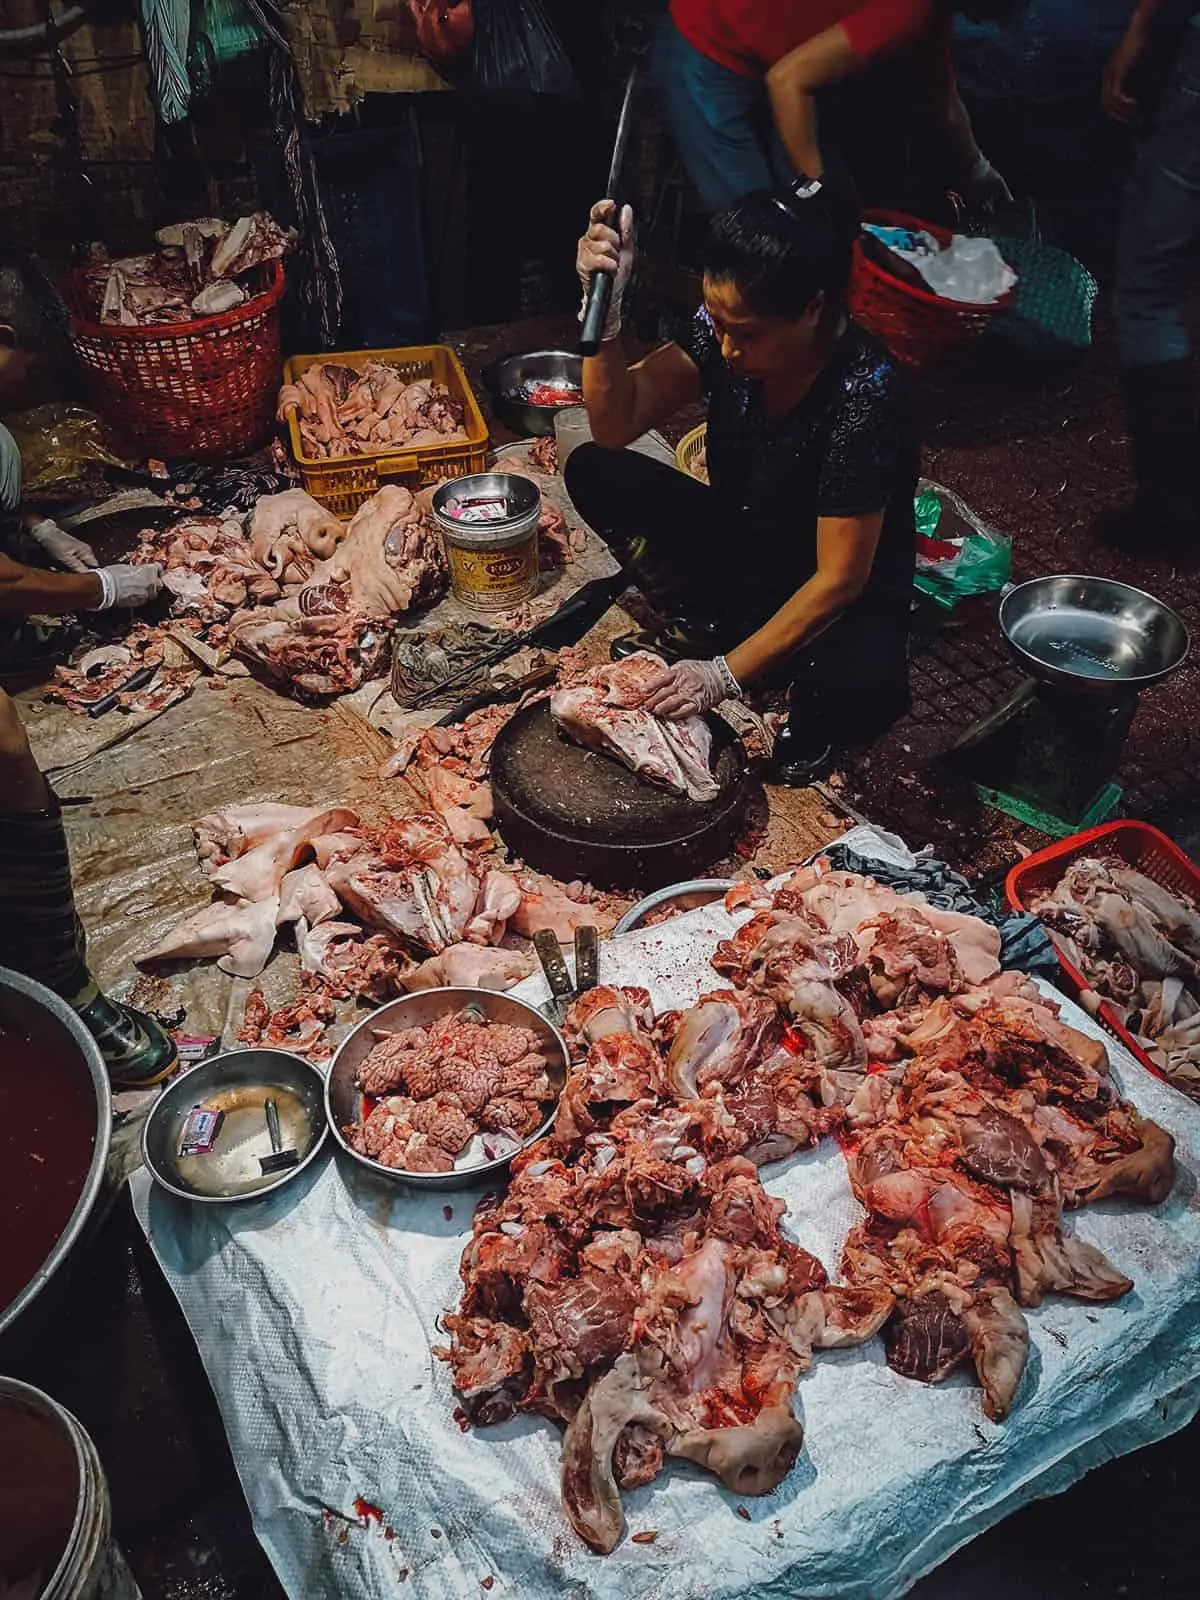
[142,1048,328,1204]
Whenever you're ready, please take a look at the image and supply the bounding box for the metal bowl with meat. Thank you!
[327,987,569,1191]
[481,351,583,437]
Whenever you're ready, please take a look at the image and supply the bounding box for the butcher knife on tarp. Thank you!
[579,65,638,358]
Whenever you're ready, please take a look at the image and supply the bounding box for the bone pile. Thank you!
[278,364,468,459]
[344,1007,553,1173]
[83,212,291,326]
[437,980,894,1552]
[1028,855,1200,1099]
[550,649,719,803]
[714,863,1176,1420]
[437,860,1177,1550]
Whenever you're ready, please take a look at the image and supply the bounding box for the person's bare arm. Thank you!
[765,25,859,179]
[1105,0,1165,121]
[0,550,101,616]
[576,199,704,448]
[583,340,703,451]
[725,513,883,686]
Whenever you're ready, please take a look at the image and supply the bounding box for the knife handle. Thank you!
[574,925,599,994]
[579,272,614,359]
[533,929,575,1002]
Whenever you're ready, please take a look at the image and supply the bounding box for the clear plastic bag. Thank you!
[863,225,1017,305]
[470,0,578,104]
[3,404,127,491]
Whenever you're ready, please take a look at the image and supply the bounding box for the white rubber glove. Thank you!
[89,563,164,610]
[576,200,636,343]
[28,518,98,573]
[639,656,742,720]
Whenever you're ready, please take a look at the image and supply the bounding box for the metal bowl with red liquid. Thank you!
[481,351,584,438]
[0,967,110,1342]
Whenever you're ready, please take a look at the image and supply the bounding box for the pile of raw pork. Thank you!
[140,801,610,1055]
[278,363,468,460]
[81,213,291,326]
[1029,854,1200,1099]
[437,860,1175,1551]
[52,484,449,707]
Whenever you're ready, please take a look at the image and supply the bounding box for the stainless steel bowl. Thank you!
[0,967,110,1340]
[481,350,584,438]
[142,1048,328,1203]
[614,879,732,935]
[999,574,1190,696]
[327,986,569,1191]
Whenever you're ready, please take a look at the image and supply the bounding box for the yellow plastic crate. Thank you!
[282,343,491,520]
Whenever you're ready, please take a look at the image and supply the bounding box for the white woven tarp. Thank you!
[130,830,1200,1599]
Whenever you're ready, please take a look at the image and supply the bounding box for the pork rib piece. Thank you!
[550,651,719,803]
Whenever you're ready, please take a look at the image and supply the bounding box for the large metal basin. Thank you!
[0,967,110,1340]
[1000,574,1189,696]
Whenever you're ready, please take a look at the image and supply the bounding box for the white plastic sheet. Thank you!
[131,831,1200,1599]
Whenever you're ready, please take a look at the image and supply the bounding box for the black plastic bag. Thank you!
[471,0,579,105]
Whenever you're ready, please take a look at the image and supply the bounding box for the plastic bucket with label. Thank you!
[432,471,541,612]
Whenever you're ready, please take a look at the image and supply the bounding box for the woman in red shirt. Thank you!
[657,0,1017,212]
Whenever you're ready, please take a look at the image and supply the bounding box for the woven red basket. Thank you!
[849,209,1013,373]
[1006,819,1200,1086]
[65,261,286,460]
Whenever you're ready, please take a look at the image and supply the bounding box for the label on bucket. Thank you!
[446,539,538,608]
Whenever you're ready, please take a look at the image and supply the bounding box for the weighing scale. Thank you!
[946,575,1190,838]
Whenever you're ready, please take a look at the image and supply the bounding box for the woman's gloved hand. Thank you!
[89,563,164,610]
[639,656,742,720]
[28,518,98,573]
[576,200,636,343]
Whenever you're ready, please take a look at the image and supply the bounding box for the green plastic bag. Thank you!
[913,478,1011,609]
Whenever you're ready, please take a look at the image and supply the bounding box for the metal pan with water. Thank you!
[142,1049,328,1203]
[999,574,1189,696]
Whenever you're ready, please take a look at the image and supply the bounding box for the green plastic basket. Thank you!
[987,232,1098,360]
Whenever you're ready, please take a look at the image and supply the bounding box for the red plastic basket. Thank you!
[1005,819,1200,1083]
[65,261,286,460]
[849,209,1013,373]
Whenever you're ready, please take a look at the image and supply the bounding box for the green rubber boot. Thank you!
[69,982,179,1089]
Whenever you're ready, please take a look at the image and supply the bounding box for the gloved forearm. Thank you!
[90,563,164,610]
[0,551,103,616]
[639,656,742,720]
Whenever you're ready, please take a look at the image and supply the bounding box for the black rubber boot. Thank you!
[1097,359,1198,559]
[0,800,178,1088]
